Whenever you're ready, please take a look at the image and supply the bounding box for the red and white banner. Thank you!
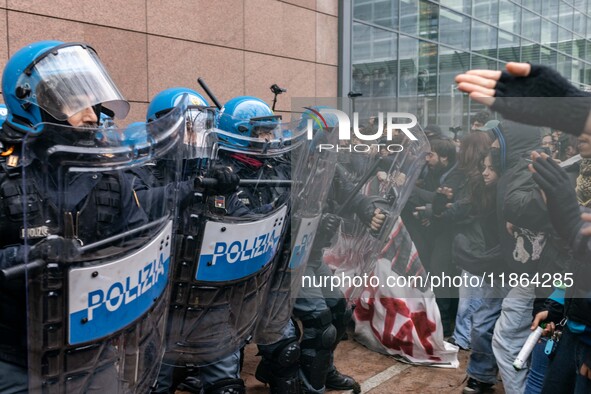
[326,217,459,367]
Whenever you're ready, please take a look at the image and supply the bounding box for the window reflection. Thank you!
[348,0,591,131]
[473,0,498,25]
[498,0,520,34]
[353,0,398,30]
[522,9,541,42]
[352,22,398,98]
[472,20,497,58]
[439,8,470,48]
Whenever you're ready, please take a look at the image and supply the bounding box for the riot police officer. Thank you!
[147,88,250,394]
[216,96,300,394]
[0,40,156,393]
[290,107,389,394]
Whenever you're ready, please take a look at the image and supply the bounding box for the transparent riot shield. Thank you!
[323,114,431,301]
[253,114,339,344]
[18,103,186,393]
[163,114,303,368]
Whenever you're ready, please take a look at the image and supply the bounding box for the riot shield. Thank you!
[19,103,186,393]
[324,116,431,301]
[163,114,303,367]
[253,113,339,344]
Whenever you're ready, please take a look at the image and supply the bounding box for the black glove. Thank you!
[432,192,449,216]
[492,64,591,136]
[29,236,82,263]
[358,196,387,226]
[531,156,583,244]
[205,165,240,195]
[312,213,342,250]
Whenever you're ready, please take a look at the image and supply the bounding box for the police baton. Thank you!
[0,259,46,283]
[336,157,383,216]
[197,78,223,110]
[198,177,293,187]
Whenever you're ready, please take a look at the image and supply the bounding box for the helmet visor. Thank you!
[182,106,217,159]
[20,44,129,121]
[214,114,307,157]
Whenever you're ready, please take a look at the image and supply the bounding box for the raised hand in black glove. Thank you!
[530,152,583,244]
[358,196,388,232]
[29,236,82,263]
[205,165,240,195]
[313,213,342,250]
[492,64,591,136]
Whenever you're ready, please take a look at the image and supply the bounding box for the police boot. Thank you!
[255,339,301,394]
[299,310,337,392]
[177,376,204,394]
[203,378,245,394]
[326,368,361,393]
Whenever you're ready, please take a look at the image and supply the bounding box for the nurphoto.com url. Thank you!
[301,271,574,292]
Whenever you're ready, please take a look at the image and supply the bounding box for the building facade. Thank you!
[0,0,338,123]
[340,0,591,133]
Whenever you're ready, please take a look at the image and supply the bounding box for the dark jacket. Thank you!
[0,154,150,367]
[490,120,564,276]
[563,205,591,327]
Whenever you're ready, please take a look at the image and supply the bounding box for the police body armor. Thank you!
[19,104,186,393]
[253,116,339,344]
[163,114,306,367]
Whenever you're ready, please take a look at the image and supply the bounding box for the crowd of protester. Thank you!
[393,62,591,394]
[352,61,591,394]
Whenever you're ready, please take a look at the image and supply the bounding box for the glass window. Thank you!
[542,19,558,48]
[418,41,438,95]
[522,0,541,14]
[353,23,372,64]
[472,0,498,25]
[399,35,419,97]
[544,0,560,23]
[440,0,471,14]
[522,9,541,42]
[573,0,586,12]
[498,0,521,34]
[584,63,591,86]
[574,13,586,38]
[559,2,574,32]
[557,54,573,80]
[472,20,497,58]
[541,46,558,69]
[352,22,398,98]
[439,8,470,48]
[558,28,574,55]
[471,54,498,70]
[419,0,439,40]
[498,31,521,62]
[400,0,419,36]
[521,40,540,63]
[353,0,398,30]
[571,57,584,85]
[439,48,470,133]
[573,37,585,59]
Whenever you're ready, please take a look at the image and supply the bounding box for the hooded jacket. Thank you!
[489,120,567,276]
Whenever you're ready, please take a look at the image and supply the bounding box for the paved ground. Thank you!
[241,337,507,394]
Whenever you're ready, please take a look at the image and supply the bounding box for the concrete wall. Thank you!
[0,0,338,123]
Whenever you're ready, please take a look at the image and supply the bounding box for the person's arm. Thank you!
[455,62,591,137]
[572,209,591,260]
[502,169,552,232]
